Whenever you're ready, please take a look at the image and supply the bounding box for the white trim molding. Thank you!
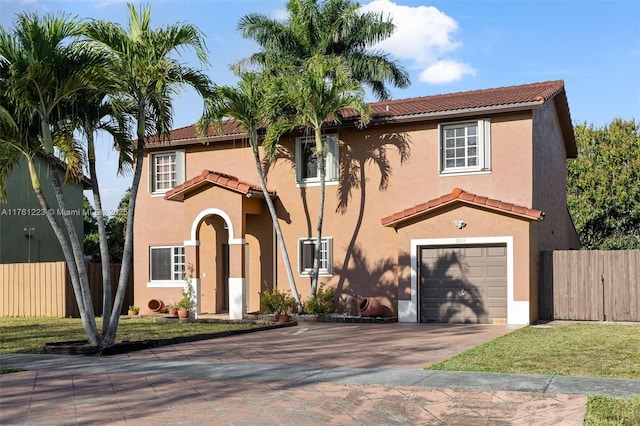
[190,208,236,242]
[184,240,200,247]
[228,277,246,320]
[146,281,185,288]
[403,236,528,325]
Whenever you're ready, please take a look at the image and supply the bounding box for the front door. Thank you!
[198,215,229,314]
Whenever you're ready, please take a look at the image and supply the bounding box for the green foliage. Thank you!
[83,196,98,235]
[584,395,640,426]
[106,189,130,263]
[238,0,410,101]
[83,190,130,263]
[304,283,335,314]
[568,119,640,249]
[177,274,196,311]
[128,305,139,312]
[260,287,296,314]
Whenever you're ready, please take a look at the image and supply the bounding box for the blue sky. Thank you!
[2,0,639,213]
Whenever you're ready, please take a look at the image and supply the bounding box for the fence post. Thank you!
[601,273,606,321]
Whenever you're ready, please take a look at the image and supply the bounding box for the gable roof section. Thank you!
[343,80,567,121]
[381,188,544,227]
[150,80,574,152]
[165,169,274,202]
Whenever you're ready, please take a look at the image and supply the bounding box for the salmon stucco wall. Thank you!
[530,100,580,321]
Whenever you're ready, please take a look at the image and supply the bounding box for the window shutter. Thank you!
[328,136,339,180]
[175,150,185,186]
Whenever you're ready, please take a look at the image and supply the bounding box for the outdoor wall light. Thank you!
[453,220,466,229]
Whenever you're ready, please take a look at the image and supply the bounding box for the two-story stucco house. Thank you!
[133,80,580,325]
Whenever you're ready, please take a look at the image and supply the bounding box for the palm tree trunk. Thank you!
[104,134,144,346]
[44,153,99,345]
[88,133,113,334]
[250,133,302,310]
[39,115,98,344]
[311,127,326,296]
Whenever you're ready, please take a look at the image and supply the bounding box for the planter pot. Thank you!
[358,297,385,317]
[168,307,178,316]
[276,313,291,323]
[177,309,189,319]
[147,299,165,313]
[128,310,139,316]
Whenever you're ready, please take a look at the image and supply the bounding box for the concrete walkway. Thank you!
[1,322,638,425]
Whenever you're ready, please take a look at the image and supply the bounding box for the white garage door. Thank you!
[419,244,507,324]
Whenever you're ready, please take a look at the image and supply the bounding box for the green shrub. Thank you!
[305,284,335,315]
[260,288,295,314]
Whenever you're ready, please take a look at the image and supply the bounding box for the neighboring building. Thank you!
[0,154,88,263]
[133,80,580,324]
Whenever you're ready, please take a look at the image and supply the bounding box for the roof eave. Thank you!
[382,199,544,227]
[370,101,545,125]
[146,133,250,149]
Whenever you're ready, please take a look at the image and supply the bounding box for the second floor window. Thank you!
[149,150,185,194]
[439,119,491,174]
[296,134,339,185]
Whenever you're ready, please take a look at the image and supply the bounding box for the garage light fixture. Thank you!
[453,220,466,229]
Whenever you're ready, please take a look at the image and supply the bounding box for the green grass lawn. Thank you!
[428,322,640,379]
[584,395,640,426]
[429,322,640,425]
[0,316,258,355]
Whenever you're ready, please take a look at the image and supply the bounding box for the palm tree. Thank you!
[266,55,371,295]
[238,0,410,101]
[239,0,407,297]
[1,12,109,345]
[84,3,214,345]
[72,91,133,334]
[198,72,303,310]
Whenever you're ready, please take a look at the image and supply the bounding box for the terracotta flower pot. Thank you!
[168,307,178,316]
[177,309,189,319]
[276,313,292,323]
[128,310,139,316]
[359,297,385,317]
[147,299,165,313]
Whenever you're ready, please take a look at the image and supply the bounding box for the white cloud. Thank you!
[360,0,476,84]
[420,60,476,84]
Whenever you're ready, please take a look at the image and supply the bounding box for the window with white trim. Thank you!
[295,134,339,184]
[298,237,333,276]
[150,246,185,281]
[149,150,185,194]
[439,119,491,174]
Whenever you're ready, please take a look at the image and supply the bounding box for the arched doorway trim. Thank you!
[189,208,245,245]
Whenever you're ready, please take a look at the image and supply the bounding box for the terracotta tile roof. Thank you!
[381,187,544,227]
[152,80,570,145]
[146,120,248,147]
[164,169,275,202]
[342,80,566,120]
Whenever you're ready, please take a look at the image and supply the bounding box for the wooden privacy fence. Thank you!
[0,262,133,318]
[539,250,640,322]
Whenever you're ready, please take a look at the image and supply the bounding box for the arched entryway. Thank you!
[188,207,248,320]
[197,214,229,314]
